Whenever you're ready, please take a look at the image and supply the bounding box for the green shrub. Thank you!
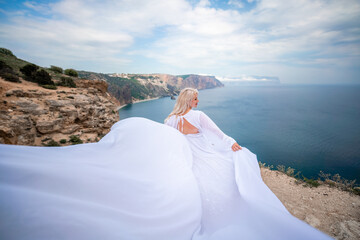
[303,177,320,188]
[258,161,274,170]
[59,139,67,144]
[50,65,63,74]
[0,60,11,71]
[57,76,76,88]
[20,63,39,78]
[69,135,83,145]
[285,167,294,176]
[0,48,15,57]
[44,140,60,147]
[0,60,20,82]
[1,72,20,82]
[41,137,52,142]
[353,187,360,196]
[20,65,55,86]
[35,69,54,85]
[41,84,57,90]
[276,165,285,173]
[64,68,78,77]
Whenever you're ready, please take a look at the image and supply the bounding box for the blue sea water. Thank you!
[119,84,360,183]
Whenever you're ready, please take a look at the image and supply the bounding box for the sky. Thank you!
[0,0,359,84]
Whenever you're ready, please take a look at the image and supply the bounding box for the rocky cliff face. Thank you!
[159,74,224,90]
[0,78,120,146]
[78,72,224,106]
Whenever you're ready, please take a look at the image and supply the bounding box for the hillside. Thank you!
[78,71,224,106]
[261,168,360,240]
[0,48,120,146]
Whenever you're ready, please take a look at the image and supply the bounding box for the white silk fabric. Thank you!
[0,116,332,239]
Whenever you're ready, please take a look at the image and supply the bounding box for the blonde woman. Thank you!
[164,88,332,239]
[165,88,241,151]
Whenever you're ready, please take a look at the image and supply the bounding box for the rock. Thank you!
[332,220,360,240]
[72,94,93,107]
[46,99,72,109]
[6,89,25,97]
[83,119,100,128]
[0,125,15,138]
[60,106,78,122]
[61,124,80,134]
[305,214,321,228]
[87,87,99,94]
[36,119,64,134]
[13,98,39,110]
[0,76,119,146]
[6,89,51,98]
[27,91,52,98]
[7,115,35,145]
[13,98,48,115]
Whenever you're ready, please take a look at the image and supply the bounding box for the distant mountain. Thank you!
[78,72,224,105]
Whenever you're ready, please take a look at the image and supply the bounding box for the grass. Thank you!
[43,139,60,147]
[0,47,81,83]
[177,74,191,79]
[41,84,57,90]
[0,49,31,75]
[69,135,83,145]
[259,161,359,195]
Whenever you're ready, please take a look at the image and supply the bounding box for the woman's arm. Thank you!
[199,111,241,151]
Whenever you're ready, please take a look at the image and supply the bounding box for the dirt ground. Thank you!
[261,168,360,240]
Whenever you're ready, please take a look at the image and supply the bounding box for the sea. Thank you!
[119,83,360,183]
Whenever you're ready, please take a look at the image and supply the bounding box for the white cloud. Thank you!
[23,1,52,13]
[0,0,359,83]
[142,0,360,77]
[228,0,245,9]
[216,75,280,82]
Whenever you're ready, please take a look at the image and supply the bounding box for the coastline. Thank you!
[116,96,162,111]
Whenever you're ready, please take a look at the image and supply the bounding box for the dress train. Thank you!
[0,117,332,239]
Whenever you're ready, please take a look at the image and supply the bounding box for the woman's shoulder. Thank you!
[190,109,205,117]
[190,109,203,114]
[165,114,177,122]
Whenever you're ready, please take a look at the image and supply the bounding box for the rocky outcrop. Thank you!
[161,74,224,90]
[0,78,120,146]
[78,72,224,106]
[261,168,360,240]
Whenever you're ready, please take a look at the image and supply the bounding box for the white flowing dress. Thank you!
[0,116,332,240]
[165,109,332,240]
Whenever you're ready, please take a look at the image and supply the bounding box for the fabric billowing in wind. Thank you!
[0,117,332,239]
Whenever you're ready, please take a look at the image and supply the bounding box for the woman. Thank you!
[165,88,332,239]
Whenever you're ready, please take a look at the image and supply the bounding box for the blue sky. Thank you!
[0,0,359,84]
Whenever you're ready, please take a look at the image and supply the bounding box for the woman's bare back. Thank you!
[177,117,199,135]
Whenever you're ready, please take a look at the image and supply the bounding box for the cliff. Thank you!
[261,168,360,240]
[0,77,120,146]
[78,72,224,106]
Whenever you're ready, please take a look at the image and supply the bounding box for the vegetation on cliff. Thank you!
[0,48,81,90]
[0,48,120,146]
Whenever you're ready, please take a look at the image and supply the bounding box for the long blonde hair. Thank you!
[164,88,199,122]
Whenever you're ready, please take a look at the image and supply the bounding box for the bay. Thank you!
[119,84,360,183]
